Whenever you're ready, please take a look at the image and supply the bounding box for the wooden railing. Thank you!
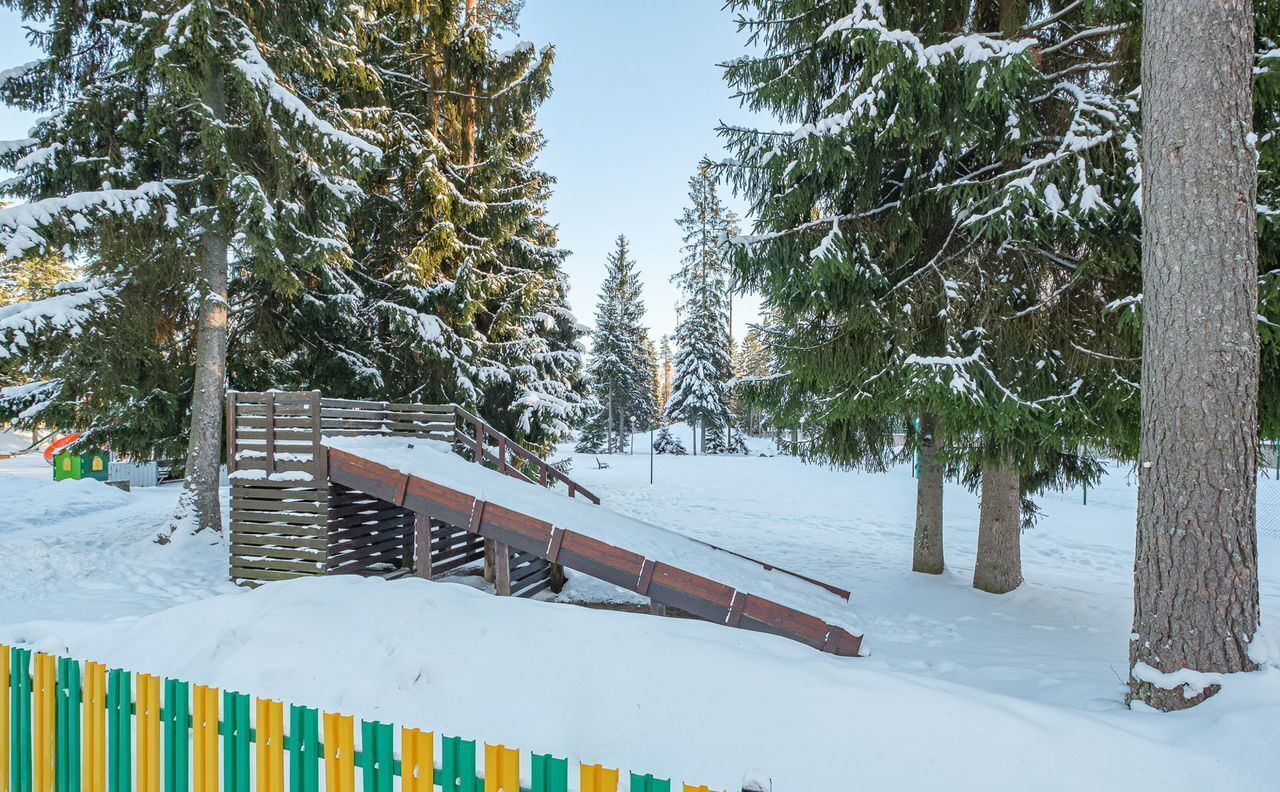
[225,391,597,504]
[451,405,600,504]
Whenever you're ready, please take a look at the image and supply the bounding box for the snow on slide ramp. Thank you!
[322,435,864,651]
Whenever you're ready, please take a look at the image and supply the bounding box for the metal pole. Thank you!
[1082,445,1090,505]
[650,427,654,485]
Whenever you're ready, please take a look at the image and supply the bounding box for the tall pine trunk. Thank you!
[913,412,944,574]
[973,460,1020,594]
[1130,0,1261,711]
[165,61,230,540]
[167,230,229,538]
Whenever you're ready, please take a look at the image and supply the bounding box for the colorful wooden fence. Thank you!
[1,646,718,792]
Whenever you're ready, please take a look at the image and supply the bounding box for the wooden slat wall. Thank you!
[229,481,328,584]
[228,392,329,586]
[326,484,415,577]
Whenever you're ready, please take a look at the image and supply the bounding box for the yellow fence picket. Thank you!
[322,714,355,792]
[32,654,56,792]
[83,662,107,792]
[193,686,219,792]
[136,674,161,792]
[581,763,620,792]
[401,728,434,792]
[485,744,520,792]
[256,700,285,792]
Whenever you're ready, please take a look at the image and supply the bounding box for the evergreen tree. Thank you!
[667,165,737,454]
[0,0,378,536]
[653,424,687,455]
[644,336,661,428]
[314,0,589,453]
[0,252,73,305]
[733,327,771,434]
[657,334,674,417]
[719,0,1141,586]
[585,235,652,453]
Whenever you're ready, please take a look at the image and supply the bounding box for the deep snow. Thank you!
[0,437,1278,790]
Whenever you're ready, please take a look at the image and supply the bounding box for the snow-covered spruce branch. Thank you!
[821,5,1035,69]
[0,182,176,259]
[227,23,381,160]
[0,280,115,358]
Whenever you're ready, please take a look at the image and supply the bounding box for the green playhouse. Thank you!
[53,450,110,482]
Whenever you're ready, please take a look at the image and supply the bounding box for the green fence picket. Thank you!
[630,773,672,792]
[223,692,252,792]
[531,754,568,792]
[106,668,131,792]
[289,705,320,792]
[55,657,82,792]
[359,721,394,792]
[440,736,478,792]
[11,648,32,792]
[163,679,189,792]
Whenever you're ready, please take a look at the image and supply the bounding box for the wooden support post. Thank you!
[310,390,326,482]
[413,514,432,580]
[483,539,496,583]
[648,599,667,617]
[265,391,276,475]
[225,392,238,475]
[550,563,566,594]
[475,424,485,465]
[494,542,512,596]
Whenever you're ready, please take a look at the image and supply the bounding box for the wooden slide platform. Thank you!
[323,439,864,657]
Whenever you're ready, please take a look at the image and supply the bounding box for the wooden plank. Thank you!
[553,531,645,591]
[231,557,325,574]
[229,520,327,537]
[235,416,315,429]
[319,397,387,410]
[737,594,833,650]
[329,532,412,563]
[646,563,735,624]
[230,567,318,584]
[477,504,554,557]
[230,533,327,550]
[230,544,326,563]
[230,497,327,514]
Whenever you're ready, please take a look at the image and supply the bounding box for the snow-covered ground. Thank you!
[1,438,1278,790]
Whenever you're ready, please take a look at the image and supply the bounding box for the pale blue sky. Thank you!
[0,2,762,341]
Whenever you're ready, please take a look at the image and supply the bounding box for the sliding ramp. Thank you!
[323,435,864,657]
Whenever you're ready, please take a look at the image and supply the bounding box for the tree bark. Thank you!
[973,460,1020,594]
[1130,0,1261,711]
[166,230,229,538]
[912,412,945,575]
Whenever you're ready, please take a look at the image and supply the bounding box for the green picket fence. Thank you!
[1,645,718,792]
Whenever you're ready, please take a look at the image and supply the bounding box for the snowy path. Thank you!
[0,455,237,627]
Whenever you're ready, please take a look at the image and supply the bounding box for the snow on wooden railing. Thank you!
[225,391,598,503]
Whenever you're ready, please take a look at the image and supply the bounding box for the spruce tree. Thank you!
[667,165,737,454]
[733,327,771,435]
[584,235,652,453]
[328,0,589,453]
[0,0,378,536]
[720,0,1144,587]
[658,334,674,417]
